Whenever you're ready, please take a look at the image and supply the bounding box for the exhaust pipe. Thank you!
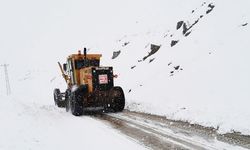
[84,48,87,59]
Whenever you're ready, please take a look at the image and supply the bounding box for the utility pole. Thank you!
[0,64,11,95]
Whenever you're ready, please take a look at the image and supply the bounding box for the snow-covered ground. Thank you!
[0,94,145,150]
[0,0,250,148]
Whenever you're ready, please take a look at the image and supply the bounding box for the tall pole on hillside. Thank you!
[0,64,11,95]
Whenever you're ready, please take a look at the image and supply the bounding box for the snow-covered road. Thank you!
[0,97,145,150]
[94,111,250,150]
[1,95,249,150]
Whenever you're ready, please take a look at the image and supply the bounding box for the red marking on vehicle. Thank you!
[99,74,108,84]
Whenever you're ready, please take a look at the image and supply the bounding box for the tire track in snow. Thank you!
[93,112,214,150]
[92,110,248,150]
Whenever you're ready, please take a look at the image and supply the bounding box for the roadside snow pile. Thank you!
[106,1,250,135]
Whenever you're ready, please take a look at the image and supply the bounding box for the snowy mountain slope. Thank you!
[102,1,250,135]
[0,0,249,145]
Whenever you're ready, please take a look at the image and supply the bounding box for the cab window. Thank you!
[75,59,100,69]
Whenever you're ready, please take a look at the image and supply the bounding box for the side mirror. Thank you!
[63,63,67,71]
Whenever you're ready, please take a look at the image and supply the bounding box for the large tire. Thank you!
[70,92,84,116]
[110,86,125,112]
[65,89,71,112]
[53,88,65,108]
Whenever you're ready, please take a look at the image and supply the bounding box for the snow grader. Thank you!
[53,48,125,116]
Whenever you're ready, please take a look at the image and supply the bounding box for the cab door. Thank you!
[67,59,76,85]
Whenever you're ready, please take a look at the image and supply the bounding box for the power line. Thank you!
[0,64,11,95]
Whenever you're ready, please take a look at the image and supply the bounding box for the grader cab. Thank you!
[53,48,125,116]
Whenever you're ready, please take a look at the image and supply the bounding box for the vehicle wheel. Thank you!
[70,92,84,116]
[110,86,125,112]
[53,88,65,108]
[65,89,71,112]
